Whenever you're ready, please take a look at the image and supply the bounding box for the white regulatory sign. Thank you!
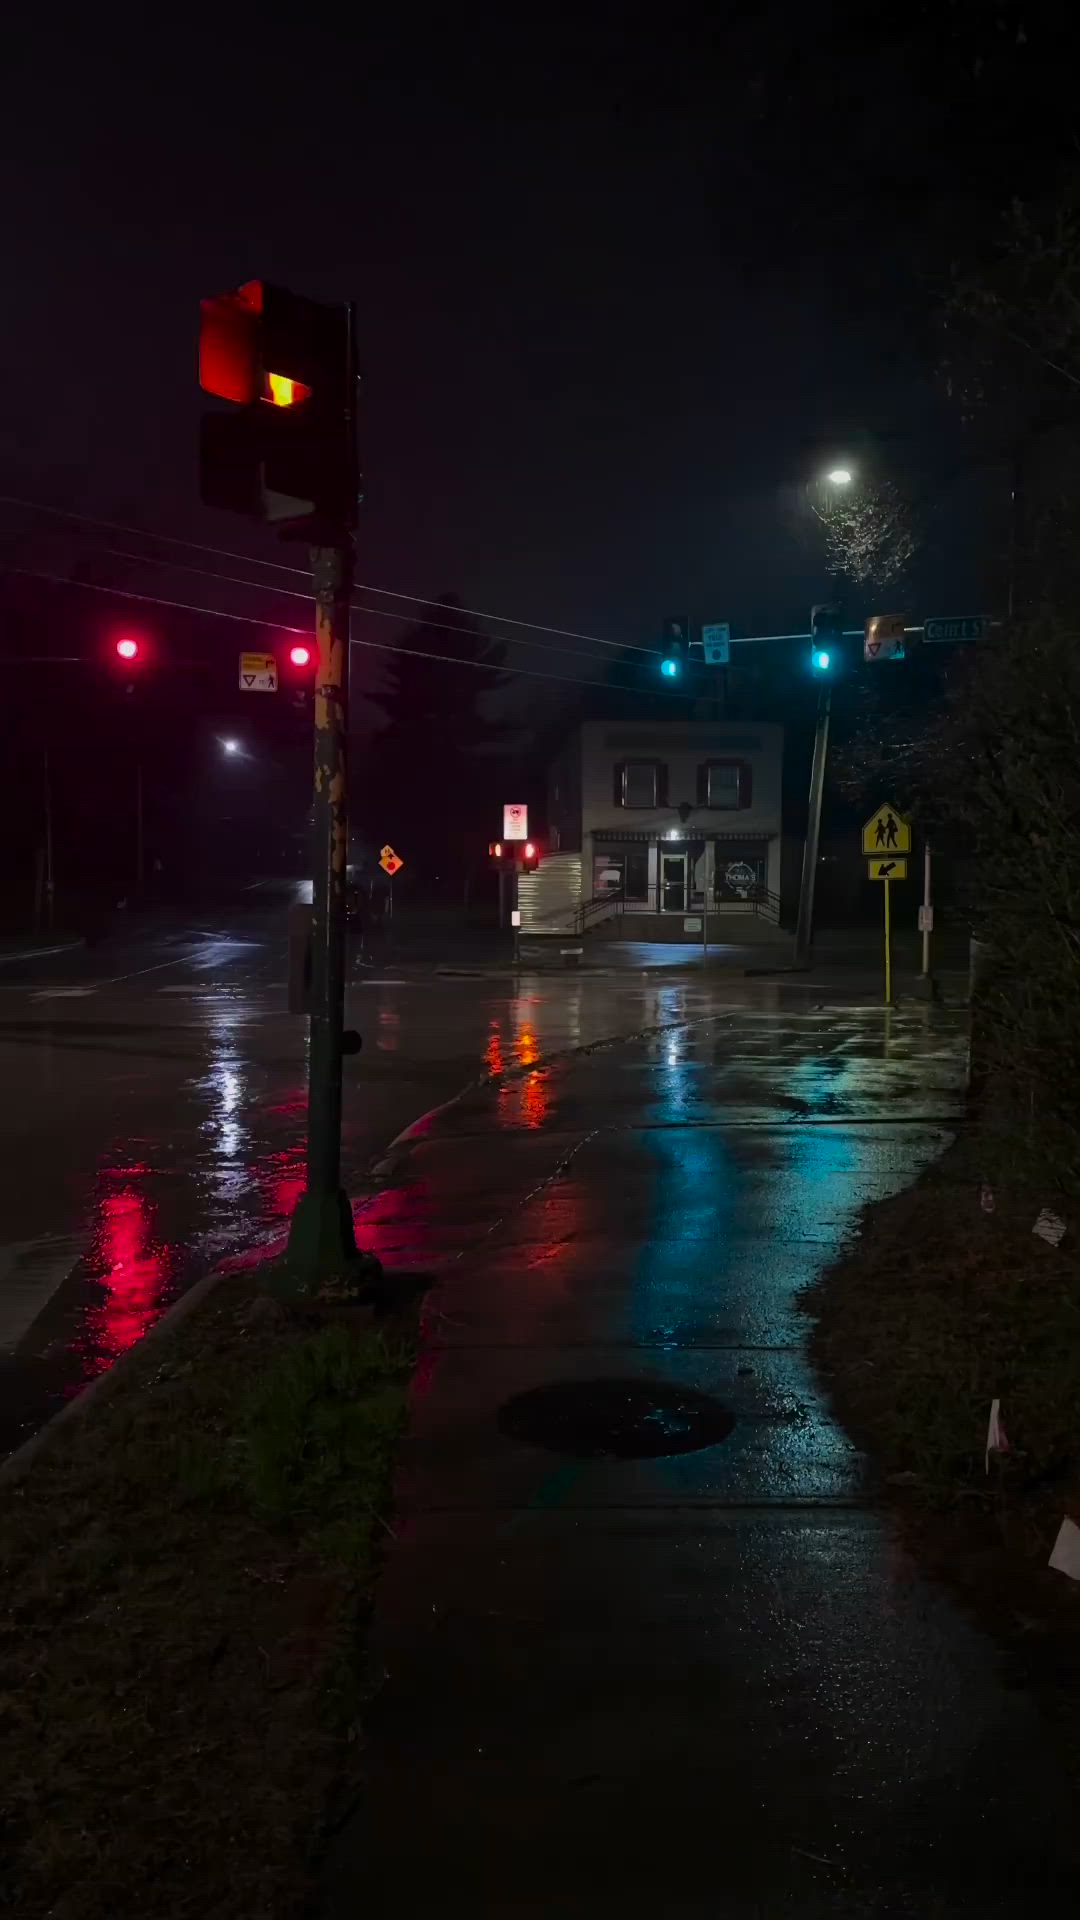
[503,803,528,842]
[864,614,906,662]
[702,622,730,665]
[239,651,278,692]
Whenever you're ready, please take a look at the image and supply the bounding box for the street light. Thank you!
[221,738,240,756]
[825,466,853,486]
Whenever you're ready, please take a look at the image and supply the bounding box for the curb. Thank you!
[0,937,87,967]
[0,1268,228,1486]
[1,1013,698,1481]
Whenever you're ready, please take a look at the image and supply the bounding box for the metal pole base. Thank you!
[279,1187,382,1300]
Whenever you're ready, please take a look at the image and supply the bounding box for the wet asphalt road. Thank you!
[0,907,766,1450]
[321,998,1080,1915]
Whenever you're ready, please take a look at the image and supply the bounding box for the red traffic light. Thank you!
[115,637,139,661]
[524,841,536,859]
[288,643,312,668]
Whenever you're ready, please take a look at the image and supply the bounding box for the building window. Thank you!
[616,759,666,808]
[715,851,767,901]
[593,847,649,902]
[698,759,752,809]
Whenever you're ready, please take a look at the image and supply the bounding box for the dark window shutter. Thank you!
[657,762,669,807]
[696,762,708,805]
[738,761,753,808]
[614,762,625,807]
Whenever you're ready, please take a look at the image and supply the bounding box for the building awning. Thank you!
[589,828,771,845]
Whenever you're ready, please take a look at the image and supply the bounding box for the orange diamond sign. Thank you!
[379,844,404,876]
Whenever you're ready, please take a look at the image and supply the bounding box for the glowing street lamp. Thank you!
[221,738,240,756]
[825,466,853,486]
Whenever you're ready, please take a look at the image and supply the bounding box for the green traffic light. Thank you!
[661,658,679,678]
[812,649,830,672]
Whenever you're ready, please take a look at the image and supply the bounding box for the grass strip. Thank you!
[805,1132,1080,1773]
[0,1277,414,1920]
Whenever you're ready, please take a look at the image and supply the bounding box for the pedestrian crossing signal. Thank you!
[199,279,354,535]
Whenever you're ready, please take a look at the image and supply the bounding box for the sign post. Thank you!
[379,845,403,930]
[863,803,911,1007]
[920,844,933,982]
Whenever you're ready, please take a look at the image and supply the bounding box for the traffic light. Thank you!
[115,636,140,662]
[488,840,540,870]
[288,642,313,668]
[809,603,843,675]
[660,615,689,678]
[198,281,354,535]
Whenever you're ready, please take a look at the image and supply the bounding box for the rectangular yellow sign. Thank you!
[868,857,907,881]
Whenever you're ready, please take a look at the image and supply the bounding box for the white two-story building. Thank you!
[520,720,785,938]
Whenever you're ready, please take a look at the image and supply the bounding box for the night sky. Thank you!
[1,3,1072,909]
[6,9,1066,631]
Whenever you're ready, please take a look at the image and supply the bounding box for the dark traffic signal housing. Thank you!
[809,602,844,675]
[199,281,355,536]
[660,615,689,678]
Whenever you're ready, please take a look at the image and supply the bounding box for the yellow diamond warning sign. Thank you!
[861,803,911,857]
[379,845,403,876]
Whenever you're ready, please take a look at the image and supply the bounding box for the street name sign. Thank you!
[861,803,911,857]
[239,651,277,691]
[924,615,990,643]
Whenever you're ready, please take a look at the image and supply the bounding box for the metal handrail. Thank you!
[521,881,782,933]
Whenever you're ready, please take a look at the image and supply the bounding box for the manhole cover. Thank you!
[497,1377,734,1459]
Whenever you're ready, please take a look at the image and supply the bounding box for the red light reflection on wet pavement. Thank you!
[78,1181,169,1375]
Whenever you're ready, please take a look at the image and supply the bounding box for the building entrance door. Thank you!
[660,851,688,913]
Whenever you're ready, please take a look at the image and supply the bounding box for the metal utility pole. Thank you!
[286,305,367,1283]
[920,841,933,983]
[198,279,372,1289]
[135,762,145,891]
[793,687,831,967]
[43,747,55,930]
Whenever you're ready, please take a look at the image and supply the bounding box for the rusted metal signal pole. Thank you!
[199,285,375,1290]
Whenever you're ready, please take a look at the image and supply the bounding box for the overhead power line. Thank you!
[76,545,665,673]
[0,491,660,657]
[0,564,677,702]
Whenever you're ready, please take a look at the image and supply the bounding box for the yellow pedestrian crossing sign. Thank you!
[861,802,910,857]
[867,857,907,881]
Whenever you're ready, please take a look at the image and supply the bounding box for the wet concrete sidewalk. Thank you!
[325,1000,1079,1917]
